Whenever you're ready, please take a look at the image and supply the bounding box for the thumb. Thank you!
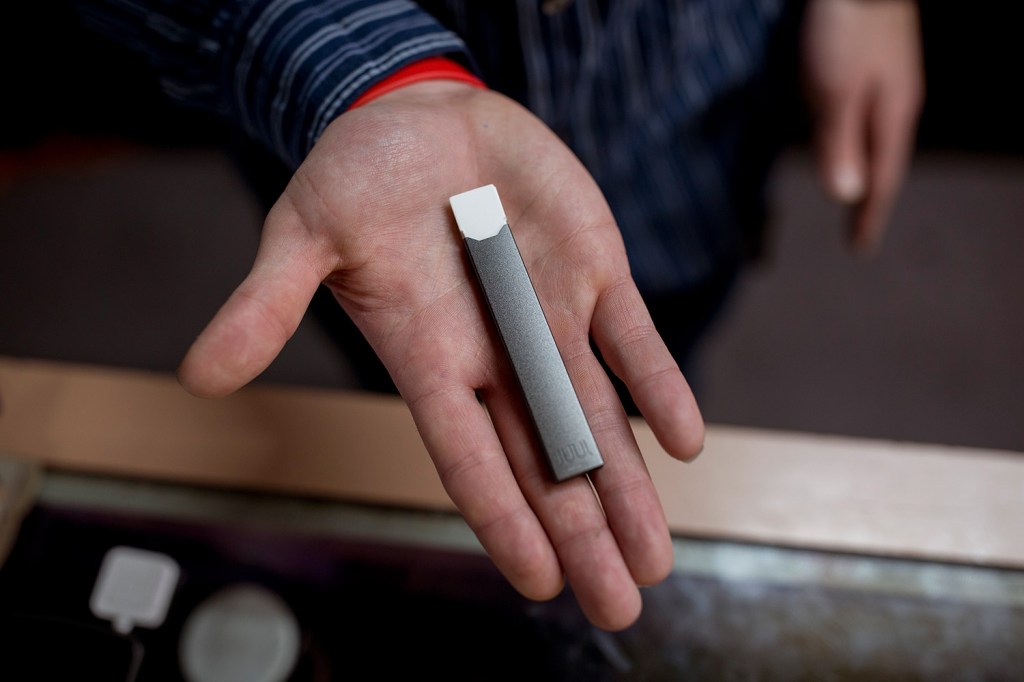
[178,203,335,397]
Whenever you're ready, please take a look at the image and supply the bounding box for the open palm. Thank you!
[179,82,703,630]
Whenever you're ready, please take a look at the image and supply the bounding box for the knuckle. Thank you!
[472,502,530,538]
[600,473,651,507]
[634,363,684,395]
[236,289,293,344]
[615,319,658,352]
[435,444,500,493]
[584,403,625,439]
[548,496,606,552]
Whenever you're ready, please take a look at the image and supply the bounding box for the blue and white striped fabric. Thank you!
[76,0,468,168]
[75,0,791,294]
[545,0,789,292]
[430,0,790,291]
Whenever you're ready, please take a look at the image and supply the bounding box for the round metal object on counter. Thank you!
[179,584,301,682]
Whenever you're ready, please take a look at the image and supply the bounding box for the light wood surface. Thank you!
[1,356,1022,567]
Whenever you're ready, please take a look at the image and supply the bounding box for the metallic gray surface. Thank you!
[465,225,603,481]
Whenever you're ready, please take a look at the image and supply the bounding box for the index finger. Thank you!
[853,78,923,251]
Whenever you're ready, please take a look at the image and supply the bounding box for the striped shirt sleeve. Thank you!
[74,0,470,168]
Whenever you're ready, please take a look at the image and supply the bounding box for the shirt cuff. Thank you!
[222,0,472,168]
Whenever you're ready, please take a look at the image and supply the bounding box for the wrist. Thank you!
[349,57,487,110]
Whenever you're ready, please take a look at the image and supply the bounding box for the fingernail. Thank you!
[833,167,865,203]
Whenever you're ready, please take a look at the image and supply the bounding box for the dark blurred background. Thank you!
[1,1,1022,450]
[3,2,1020,154]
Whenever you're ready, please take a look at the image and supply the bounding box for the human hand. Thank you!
[178,81,704,630]
[802,0,924,252]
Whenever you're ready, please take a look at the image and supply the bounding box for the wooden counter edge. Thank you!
[2,356,1022,567]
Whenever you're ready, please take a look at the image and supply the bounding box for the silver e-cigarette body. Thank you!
[449,185,604,482]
